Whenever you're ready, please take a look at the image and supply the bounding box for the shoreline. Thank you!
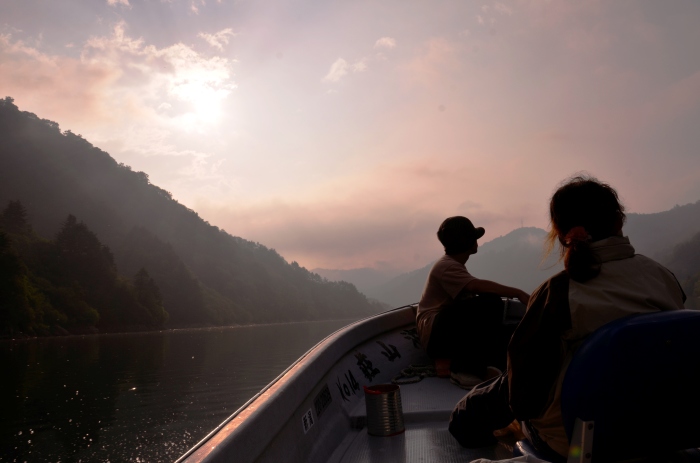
[0,317,361,343]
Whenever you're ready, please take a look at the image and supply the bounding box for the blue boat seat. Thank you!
[515,309,700,463]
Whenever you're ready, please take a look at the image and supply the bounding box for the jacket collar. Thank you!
[591,235,636,263]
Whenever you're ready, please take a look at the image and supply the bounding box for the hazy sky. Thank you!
[2,0,700,272]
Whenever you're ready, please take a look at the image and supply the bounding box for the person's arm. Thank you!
[464,278,530,305]
[508,272,572,420]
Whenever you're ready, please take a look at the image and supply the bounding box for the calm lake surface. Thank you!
[1,319,354,463]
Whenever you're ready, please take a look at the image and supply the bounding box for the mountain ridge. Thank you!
[321,205,700,309]
[0,97,384,335]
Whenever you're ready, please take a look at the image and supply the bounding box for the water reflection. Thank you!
[0,319,352,462]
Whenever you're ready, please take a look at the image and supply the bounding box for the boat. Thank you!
[175,302,700,463]
[174,300,526,463]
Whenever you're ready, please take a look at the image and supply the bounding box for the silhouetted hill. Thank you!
[311,267,398,294]
[0,97,383,334]
[363,227,563,307]
[0,202,167,336]
[362,263,434,309]
[618,203,700,309]
[663,230,700,309]
[663,231,700,281]
[359,211,700,308]
[624,201,700,261]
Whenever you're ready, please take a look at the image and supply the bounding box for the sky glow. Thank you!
[2,0,700,273]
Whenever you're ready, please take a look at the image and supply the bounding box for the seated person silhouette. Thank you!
[416,216,530,389]
[447,176,687,462]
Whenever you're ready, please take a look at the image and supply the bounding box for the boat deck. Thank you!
[329,374,700,463]
[178,306,700,463]
[330,376,518,463]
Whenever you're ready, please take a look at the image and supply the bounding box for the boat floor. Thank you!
[327,375,700,463]
[330,375,518,463]
[178,308,700,463]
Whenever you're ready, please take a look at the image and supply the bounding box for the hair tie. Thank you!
[565,226,591,245]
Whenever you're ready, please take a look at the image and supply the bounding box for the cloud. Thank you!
[198,28,236,51]
[374,37,397,49]
[322,57,367,82]
[322,39,394,84]
[0,33,118,124]
[107,0,130,6]
[78,22,235,128]
[402,37,461,88]
[352,59,368,72]
[494,2,514,15]
[0,22,237,187]
[322,58,348,82]
[190,0,206,14]
[5,0,699,274]
[0,21,241,212]
[198,196,526,272]
[458,200,483,212]
[194,156,546,271]
[613,69,700,139]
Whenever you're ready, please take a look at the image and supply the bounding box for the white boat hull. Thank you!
[177,305,517,463]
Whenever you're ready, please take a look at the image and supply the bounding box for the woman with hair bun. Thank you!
[448,175,686,461]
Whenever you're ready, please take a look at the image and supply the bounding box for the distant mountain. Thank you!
[311,267,399,295]
[363,227,563,307]
[358,206,700,309]
[0,97,383,335]
[624,201,700,261]
[616,202,700,309]
[468,227,562,290]
[663,230,700,282]
[662,230,700,309]
[362,264,434,309]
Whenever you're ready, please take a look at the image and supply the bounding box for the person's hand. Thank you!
[515,290,530,306]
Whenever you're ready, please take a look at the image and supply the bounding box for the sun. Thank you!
[167,67,236,130]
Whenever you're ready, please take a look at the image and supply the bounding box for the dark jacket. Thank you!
[507,235,686,456]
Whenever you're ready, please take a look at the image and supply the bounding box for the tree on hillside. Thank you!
[0,200,31,235]
[133,267,168,326]
[0,232,32,334]
[0,217,69,335]
[54,215,117,292]
[0,98,387,325]
[115,226,207,326]
[1,96,14,108]
[0,201,74,334]
[49,216,169,330]
[664,230,700,310]
[0,200,176,334]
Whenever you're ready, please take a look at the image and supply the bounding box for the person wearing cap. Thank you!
[417,216,530,389]
[446,176,685,459]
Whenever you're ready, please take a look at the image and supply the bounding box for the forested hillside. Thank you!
[663,231,700,309]
[0,202,166,335]
[0,97,383,336]
[625,201,700,261]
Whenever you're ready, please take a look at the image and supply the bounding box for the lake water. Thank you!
[1,319,354,463]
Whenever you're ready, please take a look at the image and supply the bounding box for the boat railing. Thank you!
[174,303,418,463]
